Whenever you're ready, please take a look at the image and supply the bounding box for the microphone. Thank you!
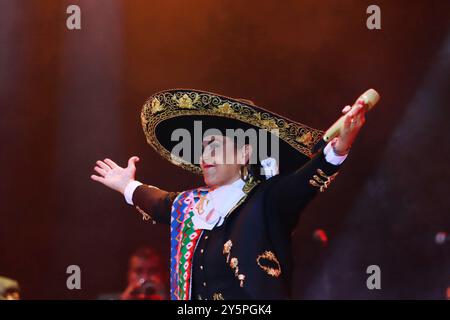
[312,89,381,153]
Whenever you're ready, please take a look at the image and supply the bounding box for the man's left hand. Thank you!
[332,101,367,155]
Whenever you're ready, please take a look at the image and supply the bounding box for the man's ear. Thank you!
[239,144,253,165]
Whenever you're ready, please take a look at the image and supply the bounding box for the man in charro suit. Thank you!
[91,89,370,300]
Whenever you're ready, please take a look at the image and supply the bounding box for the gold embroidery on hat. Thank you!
[150,98,164,114]
[296,132,313,146]
[256,251,281,277]
[141,90,324,175]
[254,112,279,131]
[217,102,235,115]
[172,93,199,109]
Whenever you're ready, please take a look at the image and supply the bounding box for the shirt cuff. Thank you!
[323,141,348,166]
[124,180,143,205]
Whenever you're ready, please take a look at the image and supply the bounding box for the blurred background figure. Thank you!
[120,246,168,300]
[0,276,20,300]
[98,246,168,300]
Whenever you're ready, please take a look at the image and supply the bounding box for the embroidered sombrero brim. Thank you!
[141,89,324,175]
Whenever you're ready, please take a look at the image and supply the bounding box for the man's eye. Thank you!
[203,143,218,152]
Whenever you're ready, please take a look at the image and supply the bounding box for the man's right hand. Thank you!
[91,156,140,194]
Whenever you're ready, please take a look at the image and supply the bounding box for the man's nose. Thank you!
[201,152,214,165]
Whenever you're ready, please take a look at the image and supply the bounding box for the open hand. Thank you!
[91,156,140,194]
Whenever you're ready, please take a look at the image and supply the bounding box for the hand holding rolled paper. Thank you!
[313,89,380,154]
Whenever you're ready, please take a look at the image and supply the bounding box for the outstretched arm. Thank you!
[267,101,367,233]
[90,156,174,224]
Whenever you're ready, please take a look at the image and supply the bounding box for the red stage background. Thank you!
[0,0,449,299]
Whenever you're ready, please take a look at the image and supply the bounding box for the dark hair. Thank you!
[248,162,266,182]
[231,136,267,182]
[131,246,159,261]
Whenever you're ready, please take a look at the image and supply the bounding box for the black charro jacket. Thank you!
[131,149,340,299]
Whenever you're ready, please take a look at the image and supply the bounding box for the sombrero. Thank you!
[140,89,323,175]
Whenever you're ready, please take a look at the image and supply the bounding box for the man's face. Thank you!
[127,256,163,287]
[4,291,20,300]
[200,135,247,188]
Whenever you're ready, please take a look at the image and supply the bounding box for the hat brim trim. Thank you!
[141,89,323,175]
